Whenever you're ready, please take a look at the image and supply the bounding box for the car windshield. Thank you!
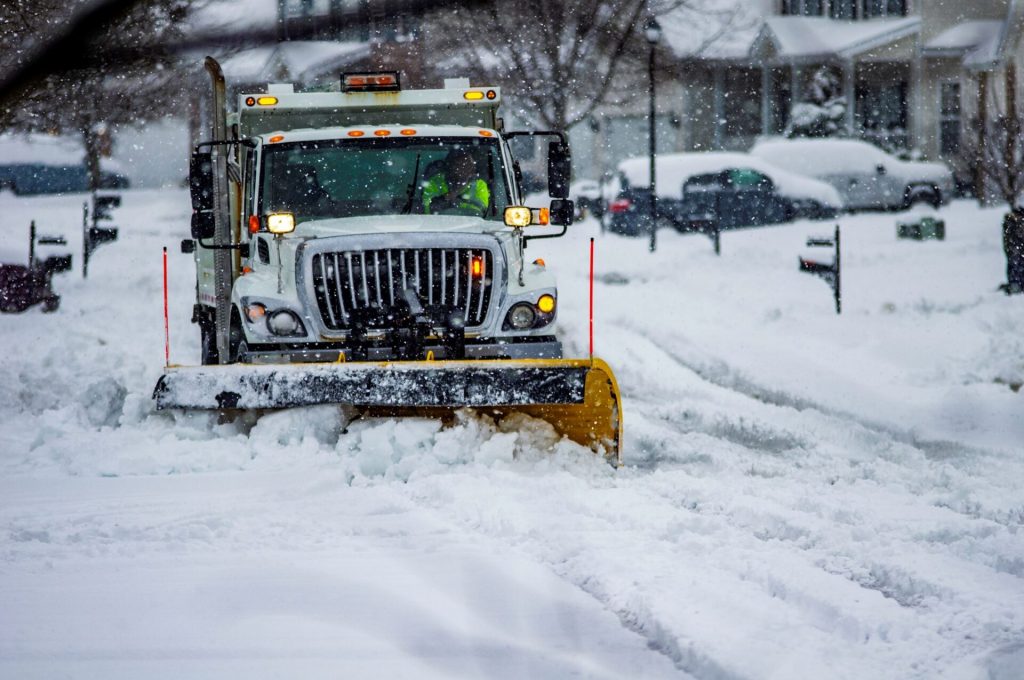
[259,136,509,223]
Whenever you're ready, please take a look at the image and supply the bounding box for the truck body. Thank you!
[191,77,566,364]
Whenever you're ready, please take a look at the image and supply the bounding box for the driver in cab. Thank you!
[421,149,490,217]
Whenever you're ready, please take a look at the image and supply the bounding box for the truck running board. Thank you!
[154,358,622,465]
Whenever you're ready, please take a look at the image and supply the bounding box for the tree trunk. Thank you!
[82,125,103,193]
[975,72,988,202]
[1004,209,1024,294]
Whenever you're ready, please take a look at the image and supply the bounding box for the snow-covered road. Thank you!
[1,189,1022,679]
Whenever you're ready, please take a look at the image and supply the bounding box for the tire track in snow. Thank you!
[406,320,1024,678]
[616,325,1024,662]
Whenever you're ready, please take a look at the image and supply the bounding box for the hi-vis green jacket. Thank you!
[421,174,490,216]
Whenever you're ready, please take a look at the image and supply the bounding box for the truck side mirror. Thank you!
[190,152,215,212]
[548,142,571,199]
[549,199,574,226]
[191,211,215,240]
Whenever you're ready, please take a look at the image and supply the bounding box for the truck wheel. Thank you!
[228,312,246,364]
[200,322,219,365]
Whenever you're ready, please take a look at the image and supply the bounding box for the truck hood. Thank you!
[293,214,507,238]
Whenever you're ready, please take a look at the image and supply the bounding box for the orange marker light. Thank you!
[248,214,260,234]
[374,129,391,136]
[538,207,550,225]
[533,258,546,267]
[348,130,365,137]
[486,90,497,100]
[268,134,285,143]
[400,128,416,136]
[245,96,256,106]
[479,130,494,137]
[471,255,485,279]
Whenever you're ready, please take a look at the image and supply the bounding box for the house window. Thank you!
[830,0,856,19]
[783,0,824,16]
[864,0,906,17]
[723,68,763,138]
[940,82,961,154]
[858,81,909,148]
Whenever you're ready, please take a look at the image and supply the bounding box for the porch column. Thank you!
[761,64,772,135]
[790,64,802,104]
[976,71,989,201]
[843,60,855,136]
[713,65,725,149]
[910,36,923,153]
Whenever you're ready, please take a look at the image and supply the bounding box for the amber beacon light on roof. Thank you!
[341,71,402,92]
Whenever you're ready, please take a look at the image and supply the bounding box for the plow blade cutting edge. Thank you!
[154,358,622,465]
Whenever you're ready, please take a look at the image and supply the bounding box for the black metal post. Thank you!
[82,201,89,279]
[28,220,35,267]
[834,225,841,314]
[648,44,657,253]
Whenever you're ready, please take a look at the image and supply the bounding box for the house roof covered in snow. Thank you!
[660,2,923,64]
[960,0,1024,71]
[755,16,920,61]
[924,20,1004,55]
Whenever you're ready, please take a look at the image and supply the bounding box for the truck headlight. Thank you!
[507,303,536,330]
[267,213,295,234]
[268,310,304,336]
[244,303,267,322]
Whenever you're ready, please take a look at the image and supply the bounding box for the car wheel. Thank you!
[904,186,940,210]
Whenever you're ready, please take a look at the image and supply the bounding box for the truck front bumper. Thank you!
[241,338,562,364]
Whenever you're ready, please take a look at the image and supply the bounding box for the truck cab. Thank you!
[187,73,574,365]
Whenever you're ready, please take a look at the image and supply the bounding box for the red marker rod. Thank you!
[162,246,170,367]
[589,237,594,358]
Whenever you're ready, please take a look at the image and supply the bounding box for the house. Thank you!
[589,0,1023,190]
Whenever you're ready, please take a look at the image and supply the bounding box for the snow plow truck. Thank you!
[154,59,622,464]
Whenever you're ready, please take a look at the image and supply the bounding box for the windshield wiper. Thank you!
[401,153,422,215]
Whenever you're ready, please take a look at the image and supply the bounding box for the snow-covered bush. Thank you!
[784,67,847,139]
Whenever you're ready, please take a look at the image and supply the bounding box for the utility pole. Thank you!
[645,16,661,253]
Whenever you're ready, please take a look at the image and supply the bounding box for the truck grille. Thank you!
[310,248,494,331]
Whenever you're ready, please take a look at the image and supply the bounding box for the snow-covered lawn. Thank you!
[1,189,1022,679]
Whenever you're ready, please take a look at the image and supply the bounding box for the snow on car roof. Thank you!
[617,151,842,207]
[751,137,902,177]
[0,134,123,171]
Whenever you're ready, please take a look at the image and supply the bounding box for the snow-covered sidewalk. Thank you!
[1,189,1022,679]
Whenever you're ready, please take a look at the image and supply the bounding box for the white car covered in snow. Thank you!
[751,137,955,212]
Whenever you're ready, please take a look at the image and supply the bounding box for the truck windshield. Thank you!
[260,137,510,223]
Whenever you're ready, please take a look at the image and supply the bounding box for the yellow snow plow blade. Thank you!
[154,358,622,465]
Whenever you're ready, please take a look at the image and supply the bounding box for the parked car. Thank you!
[0,134,129,195]
[569,179,603,219]
[750,137,955,211]
[607,152,842,236]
